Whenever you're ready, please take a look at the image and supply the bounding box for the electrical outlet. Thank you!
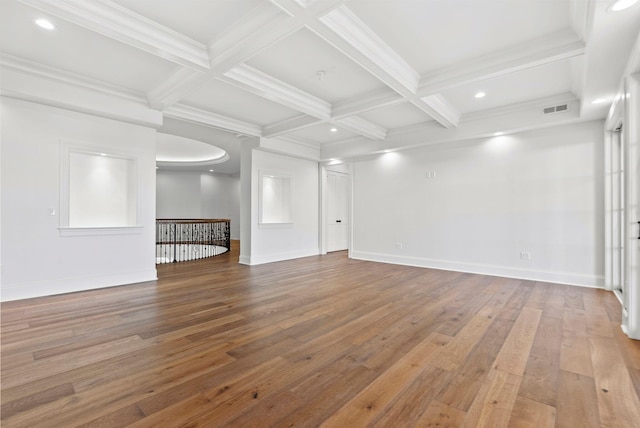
[520,251,531,260]
[395,242,403,250]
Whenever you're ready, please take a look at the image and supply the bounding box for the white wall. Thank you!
[156,171,240,239]
[244,149,319,265]
[351,120,605,287]
[201,173,240,240]
[156,172,202,219]
[0,97,157,301]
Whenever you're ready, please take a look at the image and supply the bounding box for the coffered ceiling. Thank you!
[1,0,639,174]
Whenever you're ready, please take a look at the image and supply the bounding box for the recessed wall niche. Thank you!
[60,142,141,235]
[259,171,292,224]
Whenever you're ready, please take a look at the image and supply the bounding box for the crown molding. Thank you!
[165,104,262,137]
[418,30,585,96]
[320,135,372,152]
[385,120,442,139]
[417,95,461,128]
[270,135,322,150]
[332,88,404,119]
[259,136,321,161]
[262,114,322,138]
[222,64,331,119]
[18,0,210,71]
[335,116,387,140]
[0,53,144,103]
[0,58,162,127]
[318,5,419,94]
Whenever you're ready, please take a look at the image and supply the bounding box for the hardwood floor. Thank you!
[2,241,639,427]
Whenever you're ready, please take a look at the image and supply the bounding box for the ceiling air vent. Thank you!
[543,104,569,115]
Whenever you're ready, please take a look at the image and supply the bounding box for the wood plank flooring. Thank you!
[2,241,639,427]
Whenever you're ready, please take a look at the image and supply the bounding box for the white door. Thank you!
[327,171,349,252]
[622,73,640,340]
[624,114,640,339]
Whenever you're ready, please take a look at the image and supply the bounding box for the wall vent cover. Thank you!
[543,104,569,114]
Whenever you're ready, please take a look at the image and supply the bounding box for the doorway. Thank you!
[326,171,349,252]
[605,73,640,340]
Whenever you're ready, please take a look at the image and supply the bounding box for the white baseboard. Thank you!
[0,269,158,301]
[243,248,320,266]
[350,251,604,288]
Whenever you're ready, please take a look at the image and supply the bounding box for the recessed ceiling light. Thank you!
[209,169,214,172]
[35,19,55,30]
[493,132,504,136]
[592,98,607,104]
[330,127,338,133]
[608,0,638,12]
[100,153,107,156]
[475,92,486,99]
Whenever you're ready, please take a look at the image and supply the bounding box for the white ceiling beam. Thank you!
[263,115,322,138]
[18,0,209,71]
[147,68,210,110]
[269,0,348,18]
[418,30,586,96]
[208,2,296,70]
[570,0,595,42]
[292,0,310,9]
[332,88,404,119]
[149,5,296,109]
[222,65,331,119]
[310,6,459,128]
[416,95,461,128]
[206,0,348,80]
[623,30,640,76]
[149,0,347,111]
[164,104,262,137]
[335,116,387,140]
[317,5,419,94]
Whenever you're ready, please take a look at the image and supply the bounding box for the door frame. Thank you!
[319,163,352,256]
[605,72,640,340]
